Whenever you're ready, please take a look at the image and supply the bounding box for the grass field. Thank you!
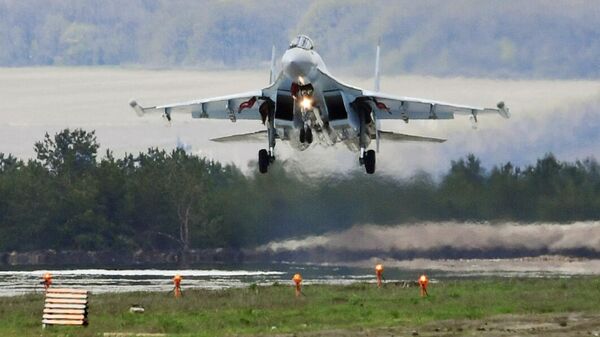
[1,278,600,337]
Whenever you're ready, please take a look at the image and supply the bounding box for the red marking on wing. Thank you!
[238,97,257,113]
[375,101,390,112]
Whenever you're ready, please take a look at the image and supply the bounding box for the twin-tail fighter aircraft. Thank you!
[130,35,510,174]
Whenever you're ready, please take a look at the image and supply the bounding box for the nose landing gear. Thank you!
[305,127,313,144]
[299,126,313,144]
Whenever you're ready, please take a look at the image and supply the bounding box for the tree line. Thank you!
[1,0,599,78]
[1,129,599,253]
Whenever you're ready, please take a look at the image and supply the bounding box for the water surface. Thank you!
[0,262,586,297]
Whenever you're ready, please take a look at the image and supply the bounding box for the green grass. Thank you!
[1,278,600,336]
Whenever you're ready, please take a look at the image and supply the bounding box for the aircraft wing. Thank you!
[360,90,510,121]
[210,130,271,143]
[375,131,445,143]
[129,90,269,122]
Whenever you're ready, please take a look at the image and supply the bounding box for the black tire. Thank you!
[258,149,269,173]
[299,127,305,143]
[305,127,313,144]
[365,150,376,174]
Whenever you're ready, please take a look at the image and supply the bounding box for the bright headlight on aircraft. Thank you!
[301,97,313,109]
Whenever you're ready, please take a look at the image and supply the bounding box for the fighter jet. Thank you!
[130,35,509,174]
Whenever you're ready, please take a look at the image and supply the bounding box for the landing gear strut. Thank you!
[258,99,276,174]
[356,105,375,174]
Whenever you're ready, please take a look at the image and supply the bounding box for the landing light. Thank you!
[301,97,313,109]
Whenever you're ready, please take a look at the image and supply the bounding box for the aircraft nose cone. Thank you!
[285,60,311,78]
[282,49,315,83]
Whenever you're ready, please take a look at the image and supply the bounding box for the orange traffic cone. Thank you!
[42,273,52,291]
[375,264,384,288]
[173,274,182,298]
[418,274,429,297]
[292,273,303,297]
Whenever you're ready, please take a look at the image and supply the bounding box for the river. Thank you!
[1,259,594,297]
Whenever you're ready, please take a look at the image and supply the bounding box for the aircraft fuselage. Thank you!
[275,43,370,153]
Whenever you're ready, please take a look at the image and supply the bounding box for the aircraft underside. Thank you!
[258,81,378,174]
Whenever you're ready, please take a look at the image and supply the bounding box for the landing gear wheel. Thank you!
[299,127,306,143]
[364,150,376,174]
[258,149,269,174]
[305,127,313,144]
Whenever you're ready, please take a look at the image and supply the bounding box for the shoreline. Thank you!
[4,248,600,273]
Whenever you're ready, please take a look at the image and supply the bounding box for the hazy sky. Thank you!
[1,67,599,177]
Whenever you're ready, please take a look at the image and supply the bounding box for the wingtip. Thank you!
[497,101,510,119]
[129,99,145,117]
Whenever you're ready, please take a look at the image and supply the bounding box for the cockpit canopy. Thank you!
[289,35,314,50]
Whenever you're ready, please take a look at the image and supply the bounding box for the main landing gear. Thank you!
[360,148,376,174]
[258,149,274,174]
[258,99,277,174]
[258,123,276,174]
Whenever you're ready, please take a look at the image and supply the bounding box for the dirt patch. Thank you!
[414,313,600,337]
[265,313,600,337]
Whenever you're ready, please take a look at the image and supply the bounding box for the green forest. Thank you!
[1,129,599,253]
[1,0,599,78]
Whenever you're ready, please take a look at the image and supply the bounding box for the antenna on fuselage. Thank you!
[374,38,381,92]
[269,45,276,84]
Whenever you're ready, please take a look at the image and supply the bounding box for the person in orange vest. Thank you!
[418,274,429,297]
[42,272,52,291]
[172,274,182,298]
[292,273,303,297]
[375,264,384,288]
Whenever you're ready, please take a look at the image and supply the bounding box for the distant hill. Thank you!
[1,0,599,78]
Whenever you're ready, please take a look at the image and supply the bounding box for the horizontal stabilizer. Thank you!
[376,131,446,143]
[210,130,271,143]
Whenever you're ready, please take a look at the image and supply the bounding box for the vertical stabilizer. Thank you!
[269,45,276,84]
[374,39,381,92]
[374,39,382,151]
